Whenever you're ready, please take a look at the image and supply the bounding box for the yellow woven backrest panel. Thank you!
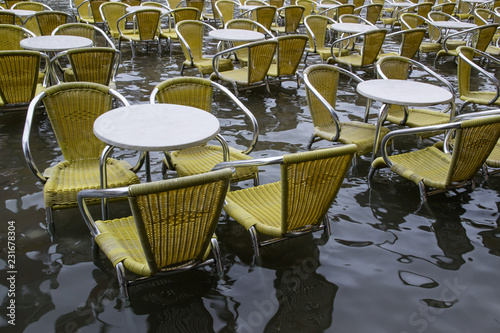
[400,28,425,59]
[254,6,276,31]
[172,7,199,23]
[177,20,204,61]
[35,12,70,36]
[377,56,411,80]
[305,15,328,49]
[270,0,284,8]
[155,77,213,111]
[216,0,235,25]
[128,168,232,273]
[0,25,25,50]
[362,29,386,66]
[67,47,116,85]
[282,6,304,33]
[276,35,307,76]
[100,3,128,35]
[4,0,22,9]
[473,24,498,52]
[447,115,500,184]
[365,4,382,24]
[186,0,205,19]
[304,64,339,128]
[401,13,418,29]
[89,0,107,23]
[13,2,46,11]
[337,4,355,17]
[280,145,356,233]
[136,10,161,40]
[247,40,277,83]
[0,50,40,105]
[42,82,113,161]
[457,46,473,97]
[0,12,18,25]
[416,3,432,19]
[54,23,97,43]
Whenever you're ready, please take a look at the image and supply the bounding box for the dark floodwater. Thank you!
[1,2,500,332]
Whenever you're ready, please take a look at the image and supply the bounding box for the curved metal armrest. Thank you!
[211,42,250,77]
[49,51,67,85]
[330,30,366,58]
[380,121,462,167]
[78,186,130,237]
[116,12,135,36]
[175,21,216,65]
[211,81,259,154]
[212,155,283,171]
[441,26,477,52]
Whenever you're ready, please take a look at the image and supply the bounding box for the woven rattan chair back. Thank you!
[354,3,383,25]
[215,0,235,27]
[0,24,32,50]
[274,34,308,76]
[0,50,41,106]
[251,5,277,32]
[185,0,205,19]
[247,39,278,84]
[100,2,128,39]
[0,11,22,25]
[176,19,205,61]
[360,29,387,66]
[34,11,71,36]
[65,47,118,85]
[153,76,213,111]
[304,14,329,51]
[12,2,52,11]
[398,28,426,59]
[3,0,23,9]
[278,5,305,34]
[134,9,161,40]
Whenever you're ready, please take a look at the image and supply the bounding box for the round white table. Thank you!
[126,5,169,15]
[330,22,378,34]
[208,29,265,42]
[20,35,93,52]
[431,21,477,30]
[94,103,226,219]
[357,79,455,161]
[4,9,36,17]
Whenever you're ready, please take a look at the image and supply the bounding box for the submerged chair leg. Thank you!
[249,226,260,258]
[211,238,223,274]
[418,180,427,204]
[116,262,129,300]
[323,215,331,237]
[46,207,55,239]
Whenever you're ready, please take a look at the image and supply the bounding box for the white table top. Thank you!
[239,5,260,11]
[431,21,477,30]
[316,3,340,9]
[386,1,412,7]
[208,29,265,42]
[126,5,169,15]
[20,35,93,52]
[356,79,454,106]
[93,104,220,151]
[461,0,490,3]
[330,23,378,33]
[3,9,36,17]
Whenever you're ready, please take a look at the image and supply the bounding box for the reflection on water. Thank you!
[1,1,500,332]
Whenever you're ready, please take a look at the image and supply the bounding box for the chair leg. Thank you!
[116,262,129,300]
[180,63,185,76]
[323,215,331,237]
[249,226,260,258]
[210,237,223,274]
[418,180,427,203]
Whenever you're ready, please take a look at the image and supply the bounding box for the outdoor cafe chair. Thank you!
[76,0,109,27]
[375,55,456,142]
[303,15,350,66]
[49,47,121,87]
[176,19,233,77]
[77,168,232,299]
[376,27,426,60]
[210,39,278,96]
[212,144,357,258]
[160,7,200,56]
[400,13,442,60]
[456,46,500,113]
[267,34,308,88]
[215,0,236,28]
[150,76,260,184]
[353,3,383,25]
[431,1,457,16]
[31,10,71,36]
[22,82,142,230]
[99,1,134,45]
[296,0,315,24]
[0,23,35,50]
[0,50,49,110]
[271,5,305,35]
[303,64,389,160]
[368,114,500,204]
[117,8,162,57]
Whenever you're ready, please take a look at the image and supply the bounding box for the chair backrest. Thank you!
[304,15,332,50]
[474,8,493,25]
[52,22,115,48]
[376,55,412,80]
[398,27,426,59]
[176,20,212,62]
[446,115,500,184]
[215,0,235,27]
[40,82,122,161]
[185,0,205,19]
[167,0,183,8]
[468,24,498,52]
[280,145,356,233]
[251,5,277,31]
[12,2,52,11]
[414,2,433,20]
[152,76,214,111]
[0,11,22,25]
[278,5,305,33]
[434,2,456,16]
[244,39,278,83]
[296,0,315,21]
[275,34,308,76]
[134,9,162,40]
[0,50,43,106]
[170,7,200,24]
[63,47,119,85]
[33,11,71,36]
[400,13,441,42]
[225,18,274,56]
[100,2,129,38]
[270,0,284,7]
[3,0,23,9]
[128,168,232,274]
[88,0,109,23]
[0,24,34,50]
[428,11,457,22]
[354,3,383,25]
[359,28,387,66]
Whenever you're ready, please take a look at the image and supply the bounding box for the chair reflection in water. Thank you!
[78,168,233,298]
[214,144,357,258]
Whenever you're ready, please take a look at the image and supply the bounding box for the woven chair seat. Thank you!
[170,145,258,182]
[419,41,442,54]
[486,142,500,168]
[43,158,139,209]
[211,67,251,85]
[183,57,233,75]
[386,107,451,128]
[330,54,364,67]
[459,91,500,106]
[306,46,348,61]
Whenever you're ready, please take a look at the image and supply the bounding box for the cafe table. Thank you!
[430,20,477,41]
[3,9,36,23]
[20,35,93,53]
[126,5,169,15]
[356,79,455,162]
[330,22,378,34]
[93,103,228,219]
[208,28,265,51]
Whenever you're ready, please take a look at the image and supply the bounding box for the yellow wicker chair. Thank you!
[0,10,23,25]
[49,47,120,88]
[213,144,357,258]
[150,76,260,184]
[215,0,236,28]
[0,24,35,50]
[377,27,426,60]
[271,5,305,35]
[238,5,277,32]
[99,1,134,44]
[296,0,315,24]
[474,8,500,56]
[176,20,233,77]
[431,2,457,16]
[77,168,232,298]
[455,0,474,22]
[22,82,141,229]
[225,18,274,64]
[303,64,389,159]
[31,11,71,36]
[320,4,354,23]
[52,22,115,48]
[353,3,384,25]
[435,23,498,65]
[160,7,200,56]
[0,50,48,110]
[211,39,278,96]
[384,1,433,31]
[13,1,52,36]
[2,0,22,9]
[369,114,500,203]
[456,46,500,113]
[327,28,388,74]
[267,34,308,88]
[117,8,162,57]
[400,13,443,60]
[303,15,349,66]
[375,55,456,141]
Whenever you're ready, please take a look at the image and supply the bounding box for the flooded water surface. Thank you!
[1,1,500,332]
